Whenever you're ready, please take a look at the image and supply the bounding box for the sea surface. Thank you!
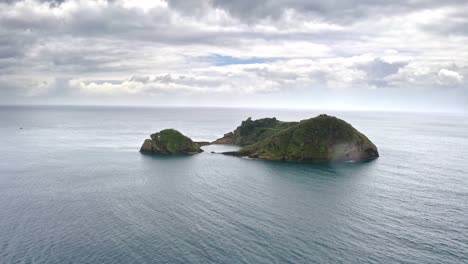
[0,105,467,264]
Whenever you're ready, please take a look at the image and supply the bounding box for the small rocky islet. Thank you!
[140,129,203,154]
[140,114,379,162]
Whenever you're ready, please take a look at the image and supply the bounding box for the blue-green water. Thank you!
[0,106,467,263]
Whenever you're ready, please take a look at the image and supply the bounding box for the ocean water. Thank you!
[0,105,467,264]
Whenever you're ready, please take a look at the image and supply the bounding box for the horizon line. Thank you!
[0,103,465,115]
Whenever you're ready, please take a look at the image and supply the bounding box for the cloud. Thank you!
[419,5,468,37]
[438,69,463,86]
[383,63,466,89]
[0,75,56,97]
[356,58,408,88]
[67,56,417,96]
[208,0,468,24]
[0,0,467,111]
[69,65,299,96]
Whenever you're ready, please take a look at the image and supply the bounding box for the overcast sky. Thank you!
[1,0,467,111]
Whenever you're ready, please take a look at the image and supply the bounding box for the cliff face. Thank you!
[223,115,379,162]
[212,117,297,146]
[140,129,203,155]
[211,132,235,144]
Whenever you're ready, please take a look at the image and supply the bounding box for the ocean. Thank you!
[0,105,467,263]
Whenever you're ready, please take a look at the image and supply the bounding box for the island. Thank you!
[215,114,379,162]
[140,114,379,162]
[140,129,203,154]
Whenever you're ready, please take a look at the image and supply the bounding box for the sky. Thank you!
[0,0,467,112]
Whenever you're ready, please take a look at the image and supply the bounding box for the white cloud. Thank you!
[120,0,167,12]
[438,68,464,86]
[0,0,467,110]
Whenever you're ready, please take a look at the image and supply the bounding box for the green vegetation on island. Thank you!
[140,115,379,162]
[220,115,379,162]
[212,117,297,146]
[140,129,203,154]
